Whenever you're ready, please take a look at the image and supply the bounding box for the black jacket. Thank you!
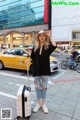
[31,43,57,76]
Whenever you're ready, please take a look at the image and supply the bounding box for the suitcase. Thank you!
[16,63,31,120]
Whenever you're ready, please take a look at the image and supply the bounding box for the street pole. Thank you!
[48,0,52,30]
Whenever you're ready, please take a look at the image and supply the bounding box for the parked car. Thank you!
[50,56,59,72]
[76,50,80,62]
[54,47,62,53]
[78,50,80,54]
[0,48,59,72]
[25,45,34,54]
[63,48,72,53]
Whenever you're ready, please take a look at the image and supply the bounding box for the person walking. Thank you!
[25,30,57,114]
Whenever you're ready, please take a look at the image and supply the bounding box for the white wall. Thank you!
[51,0,80,42]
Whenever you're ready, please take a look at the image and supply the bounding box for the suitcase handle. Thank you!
[26,62,30,87]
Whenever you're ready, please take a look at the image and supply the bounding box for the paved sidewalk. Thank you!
[0,70,80,120]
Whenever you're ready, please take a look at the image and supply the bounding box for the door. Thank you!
[12,49,30,70]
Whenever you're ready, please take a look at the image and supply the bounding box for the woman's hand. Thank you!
[46,30,56,46]
[25,59,31,64]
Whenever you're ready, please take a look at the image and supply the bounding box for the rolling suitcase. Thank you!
[16,63,31,120]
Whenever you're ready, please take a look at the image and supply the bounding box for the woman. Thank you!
[26,30,57,114]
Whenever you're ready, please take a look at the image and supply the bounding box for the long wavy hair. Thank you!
[34,31,50,51]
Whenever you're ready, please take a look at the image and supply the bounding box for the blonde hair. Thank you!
[34,32,50,51]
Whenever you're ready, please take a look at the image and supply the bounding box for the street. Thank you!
[0,63,80,120]
[51,52,70,61]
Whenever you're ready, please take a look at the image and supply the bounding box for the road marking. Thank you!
[0,71,63,85]
[51,71,65,80]
[0,72,33,81]
[48,81,54,85]
[8,83,36,93]
[0,91,34,104]
[0,91,16,99]
[8,80,54,87]
[0,70,55,85]
[16,83,23,87]
[52,77,80,83]
[9,82,14,85]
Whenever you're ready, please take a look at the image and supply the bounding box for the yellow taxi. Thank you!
[64,46,80,53]
[64,48,71,53]
[54,48,62,53]
[0,48,59,72]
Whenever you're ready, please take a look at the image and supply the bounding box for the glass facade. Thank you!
[0,0,45,30]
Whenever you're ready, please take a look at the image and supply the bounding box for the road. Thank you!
[51,52,70,60]
[0,52,75,102]
[0,66,80,119]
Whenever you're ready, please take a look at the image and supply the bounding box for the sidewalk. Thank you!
[0,70,80,120]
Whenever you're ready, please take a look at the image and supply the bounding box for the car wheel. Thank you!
[0,61,4,70]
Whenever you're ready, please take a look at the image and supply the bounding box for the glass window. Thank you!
[72,32,80,39]
[0,0,45,30]
[3,49,15,54]
[3,49,11,54]
[14,49,26,56]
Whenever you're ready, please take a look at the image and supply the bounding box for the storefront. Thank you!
[0,32,32,48]
[1,32,33,48]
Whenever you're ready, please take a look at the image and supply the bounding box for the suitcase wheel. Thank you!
[16,116,30,120]
[27,116,30,119]
[16,116,20,119]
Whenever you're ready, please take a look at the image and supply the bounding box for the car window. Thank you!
[3,49,15,55]
[10,49,15,55]
[75,46,80,49]
[14,49,26,56]
[3,49,28,56]
[3,49,11,54]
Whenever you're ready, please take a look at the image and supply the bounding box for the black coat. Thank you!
[31,43,57,76]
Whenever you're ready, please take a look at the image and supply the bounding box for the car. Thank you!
[78,50,80,54]
[76,50,80,62]
[63,48,72,53]
[54,47,62,53]
[25,45,33,54]
[50,56,59,72]
[0,48,59,72]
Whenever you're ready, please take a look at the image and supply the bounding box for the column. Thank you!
[32,31,35,45]
[22,33,25,45]
[10,33,13,48]
[3,36,5,45]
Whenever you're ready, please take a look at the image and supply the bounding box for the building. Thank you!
[0,0,50,48]
[8,3,35,28]
[0,10,8,30]
[52,0,80,46]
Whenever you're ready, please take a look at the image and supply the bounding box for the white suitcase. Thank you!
[16,85,31,119]
[16,63,31,120]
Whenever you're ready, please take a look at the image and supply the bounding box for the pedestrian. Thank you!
[68,46,79,68]
[70,46,79,61]
[25,30,57,114]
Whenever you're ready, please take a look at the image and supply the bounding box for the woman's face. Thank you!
[38,33,46,43]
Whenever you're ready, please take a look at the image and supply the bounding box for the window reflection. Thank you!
[0,0,44,29]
